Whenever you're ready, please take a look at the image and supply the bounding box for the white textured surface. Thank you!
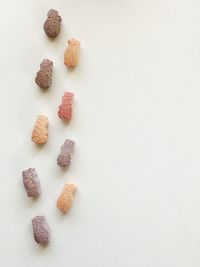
[1,0,200,266]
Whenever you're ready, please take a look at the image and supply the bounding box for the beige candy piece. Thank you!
[64,39,80,68]
[57,184,76,213]
[32,116,48,144]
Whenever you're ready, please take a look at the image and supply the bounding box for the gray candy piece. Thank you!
[35,59,53,89]
[32,216,50,246]
[22,168,41,198]
[43,9,62,38]
[57,139,75,167]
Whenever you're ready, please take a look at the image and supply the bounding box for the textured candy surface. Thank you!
[43,9,62,38]
[32,115,48,144]
[22,168,41,198]
[35,59,53,89]
[57,139,75,167]
[57,184,76,213]
[64,39,80,67]
[32,216,50,246]
[58,92,74,121]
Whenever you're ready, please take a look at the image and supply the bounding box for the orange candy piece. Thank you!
[57,184,76,213]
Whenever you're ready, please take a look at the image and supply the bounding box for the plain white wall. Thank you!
[0,0,200,266]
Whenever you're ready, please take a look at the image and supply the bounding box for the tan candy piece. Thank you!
[57,184,76,213]
[64,39,80,68]
[32,115,48,144]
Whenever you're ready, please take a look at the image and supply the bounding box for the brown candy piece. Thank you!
[64,39,80,68]
[57,184,76,213]
[22,168,41,198]
[57,139,75,168]
[32,216,50,246]
[32,115,48,145]
[35,59,53,89]
[44,9,62,38]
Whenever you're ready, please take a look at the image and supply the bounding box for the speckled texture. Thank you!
[32,115,48,145]
[44,9,62,38]
[58,92,74,121]
[57,139,75,168]
[57,184,76,213]
[32,216,50,246]
[22,168,41,198]
[64,39,80,68]
[35,59,53,89]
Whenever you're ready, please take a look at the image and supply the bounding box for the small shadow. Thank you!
[35,143,46,148]
[33,240,51,252]
[53,207,69,221]
[60,118,71,126]
[32,195,40,201]
[38,86,50,94]
[30,142,45,160]
[66,66,76,73]
[57,164,70,173]
[53,160,71,176]
[56,118,72,132]
[35,80,53,95]
[32,142,45,153]
[57,209,66,218]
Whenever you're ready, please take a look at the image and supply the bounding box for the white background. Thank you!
[0,0,200,266]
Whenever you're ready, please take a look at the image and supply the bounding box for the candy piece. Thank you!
[32,115,48,144]
[57,139,75,167]
[58,92,74,121]
[43,9,62,38]
[22,168,41,198]
[35,59,53,89]
[57,184,76,213]
[64,39,80,68]
[32,216,50,246]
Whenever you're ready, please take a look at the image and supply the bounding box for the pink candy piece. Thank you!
[58,92,74,121]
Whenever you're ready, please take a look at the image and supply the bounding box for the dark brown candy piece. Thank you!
[43,9,62,38]
[32,216,50,246]
[35,59,53,89]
